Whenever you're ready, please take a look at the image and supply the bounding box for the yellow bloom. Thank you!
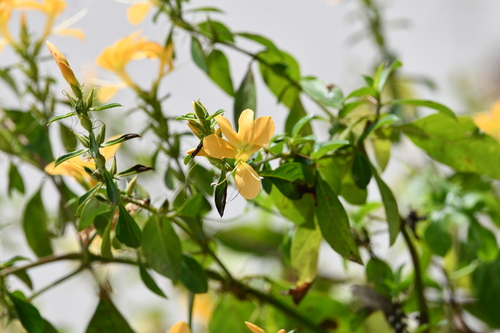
[168,321,191,333]
[96,30,173,95]
[0,0,18,45]
[46,41,79,88]
[245,322,286,333]
[44,136,122,188]
[195,109,275,200]
[127,1,155,25]
[473,101,500,141]
[16,0,66,41]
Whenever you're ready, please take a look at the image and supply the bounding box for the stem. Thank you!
[28,266,84,301]
[400,223,429,331]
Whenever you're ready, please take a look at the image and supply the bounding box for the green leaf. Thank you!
[101,217,113,258]
[261,163,315,200]
[54,148,88,168]
[8,291,43,333]
[423,220,452,257]
[190,36,208,73]
[339,101,366,118]
[351,152,372,189]
[0,67,18,93]
[291,225,322,284]
[178,193,211,218]
[198,20,234,43]
[216,224,284,255]
[180,254,208,293]
[89,103,122,111]
[101,133,140,147]
[366,257,394,297]
[114,164,154,178]
[372,136,391,172]
[13,271,33,290]
[138,263,167,299]
[358,114,399,142]
[214,172,228,217]
[345,86,377,100]
[468,257,500,328]
[142,216,182,281]
[315,177,361,263]
[371,167,400,245]
[22,188,53,257]
[47,111,77,126]
[102,168,119,205]
[400,114,500,179]
[300,78,343,108]
[377,60,402,93]
[236,33,280,53]
[59,123,77,153]
[85,294,135,333]
[258,49,300,109]
[390,99,456,119]
[311,140,349,160]
[8,162,25,196]
[77,196,110,231]
[207,49,234,96]
[270,185,315,226]
[116,203,142,248]
[291,113,316,138]
[468,220,499,263]
[76,183,103,218]
[234,66,257,127]
[209,295,256,333]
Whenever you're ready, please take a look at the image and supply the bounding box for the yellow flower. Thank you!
[245,322,286,333]
[95,30,174,98]
[0,0,19,45]
[44,136,122,188]
[168,321,191,333]
[127,1,155,25]
[46,41,79,88]
[194,109,275,200]
[473,101,500,141]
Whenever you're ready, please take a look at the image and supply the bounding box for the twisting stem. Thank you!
[400,222,429,331]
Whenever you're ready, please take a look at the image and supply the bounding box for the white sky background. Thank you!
[2,0,500,332]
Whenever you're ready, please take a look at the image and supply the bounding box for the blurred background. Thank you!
[2,0,500,331]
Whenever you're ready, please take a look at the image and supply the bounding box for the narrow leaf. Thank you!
[102,168,119,205]
[390,99,456,119]
[75,183,103,218]
[8,162,25,196]
[89,103,122,111]
[207,49,234,96]
[377,60,402,93]
[372,166,400,245]
[190,36,208,73]
[47,111,76,126]
[54,148,88,168]
[139,263,168,298]
[234,66,257,127]
[291,114,316,138]
[8,291,43,333]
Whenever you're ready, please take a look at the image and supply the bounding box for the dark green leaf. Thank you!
[101,133,140,147]
[85,294,135,333]
[234,66,257,127]
[8,162,25,196]
[215,173,228,217]
[424,220,452,257]
[102,168,119,205]
[190,164,215,195]
[400,114,500,179]
[198,20,234,43]
[468,257,500,328]
[190,36,208,73]
[366,257,394,297]
[139,263,167,298]
[372,167,400,245]
[180,254,208,293]
[47,111,77,126]
[261,163,315,200]
[89,103,122,111]
[0,67,18,93]
[291,225,322,284]
[116,203,142,248]
[14,270,34,290]
[101,217,113,258]
[207,49,234,96]
[142,216,182,281]
[54,148,88,168]
[300,78,343,108]
[390,99,456,119]
[468,220,499,262]
[78,197,111,231]
[23,188,53,257]
[351,152,372,189]
[315,177,361,263]
[178,193,211,218]
[115,164,154,178]
[59,123,77,153]
[8,291,43,333]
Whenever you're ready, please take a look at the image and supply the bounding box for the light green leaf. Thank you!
[390,99,456,119]
[311,140,349,160]
[300,78,343,108]
[424,220,452,257]
[291,225,322,284]
[47,111,76,126]
[207,49,234,96]
[89,103,122,112]
[54,148,88,168]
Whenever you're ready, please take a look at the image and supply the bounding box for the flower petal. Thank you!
[238,109,255,143]
[168,321,191,333]
[55,27,85,40]
[235,162,261,199]
[127,3,152,25]
[251,116,275,147]
[215,115,239,147]
[203,134,236,159]
[244,322,265,333]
